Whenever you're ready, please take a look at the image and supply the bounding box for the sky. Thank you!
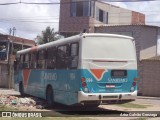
[0,0,60,40]
[107,0,160,26]
[0,0,160,40]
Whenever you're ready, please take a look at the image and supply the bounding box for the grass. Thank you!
[0,105,17,111]
[115,103,149,109]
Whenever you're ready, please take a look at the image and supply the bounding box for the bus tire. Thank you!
[46,86,54,107]
[19,82,25,96]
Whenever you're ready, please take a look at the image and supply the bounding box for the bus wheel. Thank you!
[46,87,54,107]
[19,82,25,96]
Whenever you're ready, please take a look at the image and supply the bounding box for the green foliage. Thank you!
[0,105,16,111]
[36,26,63,45]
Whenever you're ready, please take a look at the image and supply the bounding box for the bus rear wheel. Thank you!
[46,86,54,107]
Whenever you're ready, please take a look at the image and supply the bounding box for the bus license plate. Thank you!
[111,70,127,77]
[106,85,115,88]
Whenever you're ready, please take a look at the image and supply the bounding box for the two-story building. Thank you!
[59,0,145,37]
[0,35,35,88]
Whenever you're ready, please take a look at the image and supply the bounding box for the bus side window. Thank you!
[20,54,24,69]
[23,54,30,68]
[37,50,46,69]
[14,56,20,74]
[69,43,79,69]
[46,47,56,69]
[57,45,69,69]
[30,52,37,69]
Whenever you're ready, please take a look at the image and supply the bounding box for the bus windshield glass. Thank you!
[82,36,136,61]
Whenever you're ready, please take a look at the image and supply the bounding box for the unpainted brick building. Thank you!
[59,0,145,37]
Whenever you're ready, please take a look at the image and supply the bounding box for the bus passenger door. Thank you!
[67,43,80,105]
[55,45,70,104]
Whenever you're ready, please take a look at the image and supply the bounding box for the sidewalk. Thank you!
[0,88,20,95]
[137,96,160,100]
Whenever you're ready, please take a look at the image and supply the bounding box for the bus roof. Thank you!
[83,33,133,40]
[17,33,133,55]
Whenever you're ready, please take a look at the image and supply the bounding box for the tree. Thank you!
[36,26,63,45]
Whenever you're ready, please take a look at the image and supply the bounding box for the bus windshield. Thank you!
[82,36,136,61]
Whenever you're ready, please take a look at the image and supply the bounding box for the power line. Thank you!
[0,0,160,6]
[0,2,19,5]
[101,0,160,2]
[0,20,160,25]
[0,20,58,24]
[0,18,59,21]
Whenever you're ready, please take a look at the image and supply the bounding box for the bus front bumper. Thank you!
[78,91,137,103]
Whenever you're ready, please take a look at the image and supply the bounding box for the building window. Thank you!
[99,9,103,22]
[30,52,37,69]
[69,43,79,69]
[24,54,30,68]
[70,0,91,17]
[91,1,95,17]
[96,7,108,24]
[37,50,46,69]
[46,47,57,69]
[77,1,83,16]
[57,45,69,69]
[20,54,24,69]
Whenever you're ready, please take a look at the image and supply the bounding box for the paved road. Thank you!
[0,89,160,119]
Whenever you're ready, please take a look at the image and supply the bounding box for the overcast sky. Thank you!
[0,0,160,40]
[0,0,60,40]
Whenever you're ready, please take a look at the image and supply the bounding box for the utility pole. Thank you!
[9,28,12,35]
[8,27,16,88]
[12,27,16,36]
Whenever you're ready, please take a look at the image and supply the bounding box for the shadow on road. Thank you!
[10,95,126,117]
[44,104,126,117]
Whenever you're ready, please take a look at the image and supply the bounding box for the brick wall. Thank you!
[59,0,90,34]
[132,11,145,25]
[141,60,160,97]
[59,0,145,35]
[0,35,35,46]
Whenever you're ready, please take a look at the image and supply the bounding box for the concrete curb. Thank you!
[137,96,160,100]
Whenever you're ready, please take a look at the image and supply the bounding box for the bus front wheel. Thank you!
[46,86,54,107]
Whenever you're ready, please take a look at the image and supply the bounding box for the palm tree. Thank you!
[36,26,63,45]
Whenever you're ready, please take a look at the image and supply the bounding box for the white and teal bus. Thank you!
[14,33,138,107]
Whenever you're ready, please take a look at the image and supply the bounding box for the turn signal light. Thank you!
[134,78,138,81]
[81,77,86,83]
